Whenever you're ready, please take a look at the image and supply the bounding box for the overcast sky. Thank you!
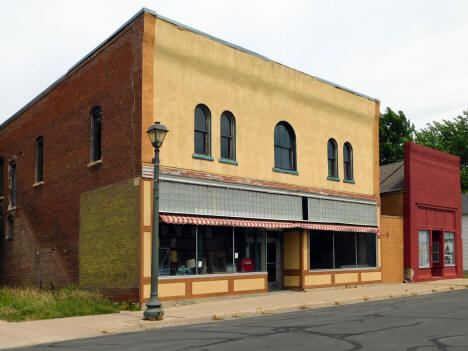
[1,0,467,129]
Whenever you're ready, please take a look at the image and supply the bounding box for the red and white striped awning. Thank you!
[160,214,295,229]
[160,214,379,233]
[298,222,379,233]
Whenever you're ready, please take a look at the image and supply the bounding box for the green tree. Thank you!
[416,111,468,193]
[379,107,415,165]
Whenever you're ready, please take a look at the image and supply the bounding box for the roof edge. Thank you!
[151,10,379,103]
[0,7,379,132]
[0,8,147,131]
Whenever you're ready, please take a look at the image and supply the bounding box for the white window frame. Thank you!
[444,232,455,266]
[418,230,430,268]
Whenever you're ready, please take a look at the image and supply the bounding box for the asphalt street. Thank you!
[14,289,468,350]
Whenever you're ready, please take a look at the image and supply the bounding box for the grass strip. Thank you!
[0,285,120,322]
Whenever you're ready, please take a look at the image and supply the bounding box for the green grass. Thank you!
[0,285,121,322]
[463,271,468,278]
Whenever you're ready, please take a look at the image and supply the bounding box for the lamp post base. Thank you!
[143,306,164,320]
[144,295,164,320]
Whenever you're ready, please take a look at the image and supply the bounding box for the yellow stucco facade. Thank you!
[138,13,381,302]
[142,16,378,198]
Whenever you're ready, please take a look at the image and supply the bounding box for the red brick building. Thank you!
[380,142,463,282]
[0,10,148,300]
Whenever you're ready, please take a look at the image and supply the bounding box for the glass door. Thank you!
[267,241,277,284]
[267,232,282,290]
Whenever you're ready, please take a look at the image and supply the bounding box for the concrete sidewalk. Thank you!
[2,278,468,349]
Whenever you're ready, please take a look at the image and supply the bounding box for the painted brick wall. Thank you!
[404,142,462,281]
[380,215,404,283]
[0,14,144,290]
[462,214,468,270]
[80,179,140,300]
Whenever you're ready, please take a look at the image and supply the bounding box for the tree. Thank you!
[416,111,468,193]
[379,107,415,165]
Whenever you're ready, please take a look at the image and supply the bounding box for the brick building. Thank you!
[0,9,381,302]
[380,142,463,282]
[462,194,468,270]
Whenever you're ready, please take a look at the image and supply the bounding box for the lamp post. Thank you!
[144,121,168,320]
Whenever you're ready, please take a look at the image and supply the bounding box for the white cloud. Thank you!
[1,0,467,129]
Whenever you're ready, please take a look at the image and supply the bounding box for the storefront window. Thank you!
[160,223,196,276]
[309,231,333,269]
[159,224,267,276]
[444,232,455,265]
[357,233,377,268]
[418,230,430,268]
[309,231,376,270]
[334,232,356,269]
[234,228,266,272]
[197,226,233,274]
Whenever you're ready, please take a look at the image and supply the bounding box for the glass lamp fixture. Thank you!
[147,122,168,147]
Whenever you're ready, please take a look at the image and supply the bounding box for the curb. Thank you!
[105,285,466,334]
[0,284,466,350]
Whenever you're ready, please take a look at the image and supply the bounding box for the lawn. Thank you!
[0,285,123,322]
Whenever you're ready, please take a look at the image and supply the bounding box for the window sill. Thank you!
[32,181,45,188]
[159,272,267,280]
[192,153,213,161]
[219,158,238,165]
[327,176,340,182]
[309,267,379,273]
[273,167,298,175]
[343,179,355,184]
[87,159,103,168]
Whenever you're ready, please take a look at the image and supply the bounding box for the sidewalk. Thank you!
[1,278,467,349]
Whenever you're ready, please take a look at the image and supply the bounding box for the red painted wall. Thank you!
[403,142,462,281]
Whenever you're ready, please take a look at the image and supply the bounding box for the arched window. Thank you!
[0,157,3,198]
[220,111,235,160]
[9,161,16,208]
[194,104,211,156]
[35,136,44,183]
[327,138,338,179]
[274,122,296,171]
[90,107,102,162]
[343,142,353,181]
[0,158,3,238]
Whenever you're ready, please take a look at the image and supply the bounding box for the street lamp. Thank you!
[144,121,168,320]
